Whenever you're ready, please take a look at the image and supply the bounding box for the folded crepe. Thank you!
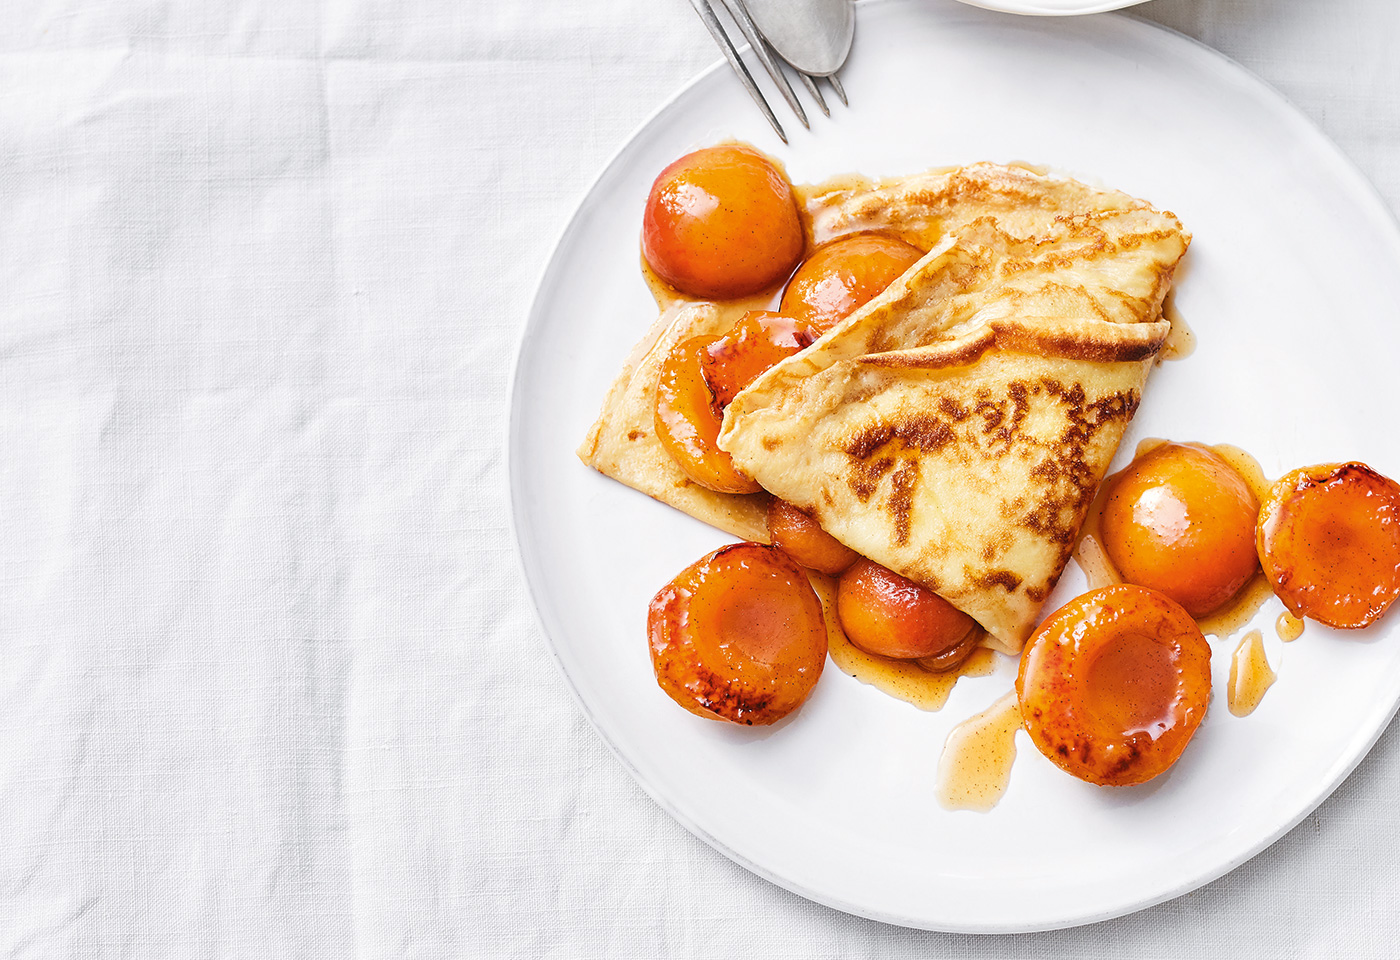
[580,162,1188,652]
[718,177,1189,652]
[578,298,771,543]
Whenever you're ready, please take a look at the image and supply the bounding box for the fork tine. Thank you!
[720,0,808,129]
[827,72,848,107]
[798,72,830,118]
[687,0,787,143]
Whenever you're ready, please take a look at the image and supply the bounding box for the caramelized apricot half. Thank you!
[1257,462,1400,629]
[702,311,813,408]
[836,558,978,661]
[766,498,858,575]
[648,543,827,725]
[642,145,804,300]
[1100,442,1260,617]
[779,231,924,334]
[654,311,812,494]
[1017,584,1212,787]
[655,334,760,494]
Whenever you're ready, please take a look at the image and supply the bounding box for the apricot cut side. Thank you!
[766,498,858,576]
[1257,462,1400,629]
[836,558,978,661]
[1017,584,1212,787]
[648,543,828,725]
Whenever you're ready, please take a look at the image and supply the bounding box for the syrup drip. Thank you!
[807,572,999,711]
[641,255,776,318]
[1276,611,1305,642]
[936,692,1021,812]
[1160,294,1196,361]
[1197,576,1275,642]
[1072,508,1120,593]
[1228,629,1276,717]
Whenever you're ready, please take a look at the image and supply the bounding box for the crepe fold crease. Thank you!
[718,175,1189,652]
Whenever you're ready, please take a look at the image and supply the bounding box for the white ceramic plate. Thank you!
[957,0,1146,15]
[510,0,1400,932]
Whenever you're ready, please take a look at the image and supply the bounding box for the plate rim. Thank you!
[953,0,1146,15]
[506,0,1400,932]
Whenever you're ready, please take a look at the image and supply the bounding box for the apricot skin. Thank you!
[780,232,924,334]
[642,145,804,301]
[654,335,760,494]
[1100,442,1259,617]
[654,311,812,495]
[648,543,827,725]
[702,311,813,409]
[766,499,858,576]
[1017,584,1212,787]
[836,558,978,661]
[914,625,981,674]
[1257,462,1400,629]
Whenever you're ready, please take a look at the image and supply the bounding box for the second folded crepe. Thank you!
[719,178,1189,653]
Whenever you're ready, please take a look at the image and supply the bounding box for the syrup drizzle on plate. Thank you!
[1160,294,1196,362]
[1276,611,1305,642]
[936,691,1021,811]
[1228,629,1276,717]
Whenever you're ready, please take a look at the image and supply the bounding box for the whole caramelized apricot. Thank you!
[779,231,924,334]
[655,311,812,494]
[836,558,978,660]
[1100,442,1259,617]
[1257,462,1400,629]
[648,543,827,725]
[1017,584,1212,787]
[642,145,804,300]
[766,498,858,575]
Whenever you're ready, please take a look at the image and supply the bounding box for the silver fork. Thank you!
[687,0,847,143]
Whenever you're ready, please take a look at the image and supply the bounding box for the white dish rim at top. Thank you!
[508,0,1400,934]
[953,0,1147,15]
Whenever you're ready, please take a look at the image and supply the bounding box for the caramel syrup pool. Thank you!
[1228,629,1276,717]
[936,692,1021,812]
[1160,293,1196,361]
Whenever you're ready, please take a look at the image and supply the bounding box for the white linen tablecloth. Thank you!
[2,0,1399,956]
